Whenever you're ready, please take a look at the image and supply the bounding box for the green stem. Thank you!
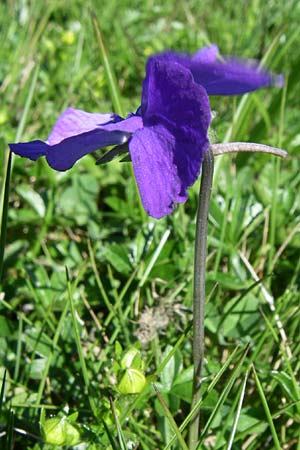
[0,152,12,282]
[189,147,214,449]
[0,64,39,282]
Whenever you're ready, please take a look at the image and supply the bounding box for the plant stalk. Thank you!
[189,147,214,449]
[211,142,287,158]
[188,140,286,448]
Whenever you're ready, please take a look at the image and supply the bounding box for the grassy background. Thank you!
[1,0,300,448]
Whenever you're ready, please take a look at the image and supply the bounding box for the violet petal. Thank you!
[10,128,129,171]
[142,56,211,134]
[10,114,143,171]
[47,107,120,145]
[129,125,182,219]
[190,57,283,95]
[102,115,143,133]
[132,56,210,218]
[154,45,282,96]
[192,44,219,64]
[9,140,48,161]
[129,122,209,219]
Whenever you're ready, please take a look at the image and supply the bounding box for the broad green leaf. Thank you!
[29,357,47,380]
[271,371,299,402]
[16,185,46,217]
[0,315,14,337]
[24,328,55,358]
[104,244,133,274]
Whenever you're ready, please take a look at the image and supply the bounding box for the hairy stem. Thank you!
[211,142,287,158]
[188,140,286,448]
[189,147,214,449]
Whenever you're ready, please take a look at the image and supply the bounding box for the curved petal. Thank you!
[46,128,130,170]
[190,57,283,95]
[129,123,209,219]
[10,114,143,171]
[150,45,283,96]
[141,56,211,136]
[9,140,48,160]
[47,107,120,144]
[102,115,143,133]
[192,44,219,64]
[10,128,130,171]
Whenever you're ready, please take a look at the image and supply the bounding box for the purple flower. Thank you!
[10,58,211,218]
[9,46,281,218]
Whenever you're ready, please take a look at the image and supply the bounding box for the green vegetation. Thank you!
[1,0,299,448]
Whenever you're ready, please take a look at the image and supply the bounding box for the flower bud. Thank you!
[42,417,80,446]
[120,348,144,371]
[42,418,65,446]
[118,368,146,394]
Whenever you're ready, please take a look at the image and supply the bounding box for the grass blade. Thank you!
[139,228,170,287]
[163,344,242,450]
[0,369,7,414]
[225,370,249,450]
[153,384,189,450]
[102,419,119,450]
[195,344,250,449]
[252,364,281,450]
[66,266,98,418]
[35,302,69,406]
[0,152,12,282]
[267,79,288,274]
[87,239,115,315]
[91,10,123,116]
[90,9,146,220]
[5,410,14,450]
[109,397,128,450]
[13,317,23,381]
[0,64,39,282]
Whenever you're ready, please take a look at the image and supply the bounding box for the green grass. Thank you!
[1,0,300,448]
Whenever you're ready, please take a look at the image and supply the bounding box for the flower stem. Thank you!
[211,142,287,158]
[188,140,286,448]
[189,147,214,449]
